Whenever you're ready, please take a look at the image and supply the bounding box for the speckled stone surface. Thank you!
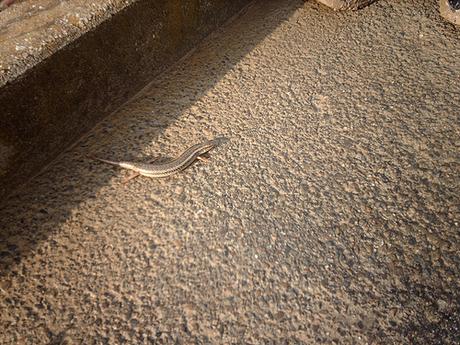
[0,0,459,344]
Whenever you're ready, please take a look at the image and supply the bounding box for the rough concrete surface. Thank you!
[1,0,459,344]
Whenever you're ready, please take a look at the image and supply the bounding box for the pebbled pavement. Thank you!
[0,0,459,344]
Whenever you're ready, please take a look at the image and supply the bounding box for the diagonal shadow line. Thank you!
[0,0,305,277]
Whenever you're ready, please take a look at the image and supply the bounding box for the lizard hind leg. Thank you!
[122,157,160,184]
[196,152,211,163]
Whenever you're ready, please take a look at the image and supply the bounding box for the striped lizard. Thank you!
[94,138,225,182]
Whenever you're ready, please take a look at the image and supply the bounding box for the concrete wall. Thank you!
[0,0,250,201]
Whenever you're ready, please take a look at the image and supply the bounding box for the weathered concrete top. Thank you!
[0,0,135,87]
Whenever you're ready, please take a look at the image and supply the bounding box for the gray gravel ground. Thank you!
[1,0,459,344]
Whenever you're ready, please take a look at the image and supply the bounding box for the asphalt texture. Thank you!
[1,0,459,344]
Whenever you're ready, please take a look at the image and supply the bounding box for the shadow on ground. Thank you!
[0,0,304,276]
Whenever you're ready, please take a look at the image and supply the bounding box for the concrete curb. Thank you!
[0,0,251,200]
[440,0,460,25]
